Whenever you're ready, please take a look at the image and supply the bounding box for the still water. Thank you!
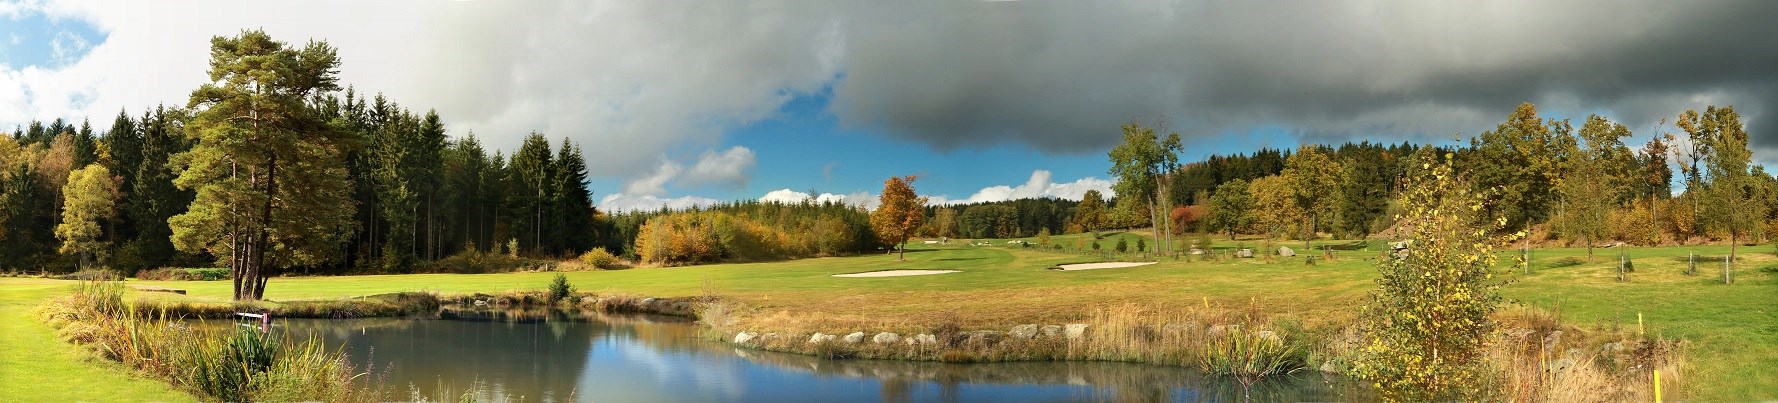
[278,309,1358,402]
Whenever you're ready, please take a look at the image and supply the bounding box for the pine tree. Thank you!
[170,30,358,301]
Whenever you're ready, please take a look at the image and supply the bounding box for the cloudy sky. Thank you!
[5,1,1777,212]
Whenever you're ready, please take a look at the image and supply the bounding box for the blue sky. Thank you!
[0,8,102,69]
[6,1,1778,212]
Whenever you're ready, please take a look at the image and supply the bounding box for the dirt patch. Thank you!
[831,270,960,278]
[1055,262,1157,271]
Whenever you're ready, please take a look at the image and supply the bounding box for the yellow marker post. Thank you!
[1654,369,1662,403]
[1203,296,1209,310]
[1638,312,1645,335]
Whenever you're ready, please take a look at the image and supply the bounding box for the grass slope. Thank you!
[0,278,193,401]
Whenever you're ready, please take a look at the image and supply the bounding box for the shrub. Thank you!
[578,248,624,269]
[1353,151,1507,401]
[548,274,575,303]
[138,267,230,281]
[1115,238,1129,253]
[1136,238,1146,252]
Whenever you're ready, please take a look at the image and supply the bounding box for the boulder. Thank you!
[1551,357,1577,373]
[873,332,901,344]
[733,331,758,345]
[1064,324,1089,340]
[1009,324,1041,339]
[905,333,939,345]
[1040,325,1063,338]
[809,333,837,343]
[1318,360,1340,374]
[1278,246,1296,257]
[1256,330,1282,344]
[1542,330,1563,351]
[843,331,867,344]
[1190,248,1205,255]
[1236,249,1254,258]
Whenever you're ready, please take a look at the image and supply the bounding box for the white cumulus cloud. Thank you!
[598,193,722,214]
[682,146,756,188]
[757,188,856,205]
[928,170,1114,206]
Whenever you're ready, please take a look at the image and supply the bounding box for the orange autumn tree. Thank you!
[871,175,928,261]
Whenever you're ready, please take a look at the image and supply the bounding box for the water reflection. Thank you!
[279,308,1360,402]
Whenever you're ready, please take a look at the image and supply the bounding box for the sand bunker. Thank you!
[831,269,960,278]
[1055,261,1158,271]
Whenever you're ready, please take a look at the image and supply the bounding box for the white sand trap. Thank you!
[1056,261,1158,271]
[831,269,960,278]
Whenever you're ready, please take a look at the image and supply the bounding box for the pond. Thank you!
[274,308,1361,402]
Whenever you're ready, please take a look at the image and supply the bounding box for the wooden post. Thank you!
[1724,255,1732,285]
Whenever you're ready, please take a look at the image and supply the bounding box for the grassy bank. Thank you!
[0,278,191,401]
[9,233,1771,399]
[39,281,380,402]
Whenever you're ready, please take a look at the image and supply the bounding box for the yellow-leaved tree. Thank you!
[57,164,119,270]
[1353,148,1517,401]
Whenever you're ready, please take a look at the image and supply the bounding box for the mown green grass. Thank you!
[6,236,1773,400]
[0,278,193,401]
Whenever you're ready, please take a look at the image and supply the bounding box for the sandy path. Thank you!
[1055,262,1157,271]
[831,270,960,278]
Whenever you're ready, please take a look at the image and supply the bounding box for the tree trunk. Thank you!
[249,155,277,301]
[1586,234,1593,262]
[1304,214,1313,251]
[897,235,907,261]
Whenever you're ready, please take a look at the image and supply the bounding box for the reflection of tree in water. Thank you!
[727,345,1363,402]
[287,308,613,398]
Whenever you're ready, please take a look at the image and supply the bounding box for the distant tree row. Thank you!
[1184,102,1770,263]
[626,199,878,265]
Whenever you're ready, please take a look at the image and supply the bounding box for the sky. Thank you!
[5,0,1778,212]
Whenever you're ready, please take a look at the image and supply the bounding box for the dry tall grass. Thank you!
[1489,305,1684,402]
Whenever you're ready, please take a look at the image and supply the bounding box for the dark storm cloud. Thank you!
[825,0,1778,154]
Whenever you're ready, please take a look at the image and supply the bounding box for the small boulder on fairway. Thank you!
[1278,246,1295,257]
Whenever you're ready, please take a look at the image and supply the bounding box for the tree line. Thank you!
[1181,103,1766,262]
[0,31,603,300]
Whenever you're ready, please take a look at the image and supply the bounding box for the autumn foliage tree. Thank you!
[56,164,118,270]
[871,175,927,261]
[1354,150,1513,401]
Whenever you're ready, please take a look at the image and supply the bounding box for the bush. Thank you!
[548,274,575,303]
[1115,238,1129,252]
[138,267,230,281]
[426,249,549,274]
[578,248,624,269]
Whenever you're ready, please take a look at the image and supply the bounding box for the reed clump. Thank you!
[41,280,384,402]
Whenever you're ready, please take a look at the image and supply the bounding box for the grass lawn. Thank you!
[0,278,193,401]
[6,232,1774,400]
